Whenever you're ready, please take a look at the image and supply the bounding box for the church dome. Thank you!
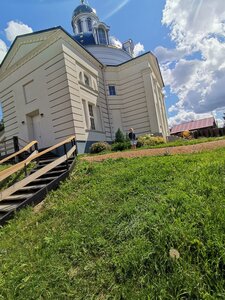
[72,4,95,18]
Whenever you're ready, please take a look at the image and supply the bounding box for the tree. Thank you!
[115,128,125,143]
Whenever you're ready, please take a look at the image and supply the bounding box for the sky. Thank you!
[0,0,225,128]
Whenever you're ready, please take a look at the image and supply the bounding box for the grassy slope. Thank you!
[0,148,225,299]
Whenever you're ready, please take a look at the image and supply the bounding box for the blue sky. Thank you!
[0,0,225,127]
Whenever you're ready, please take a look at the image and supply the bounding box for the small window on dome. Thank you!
[87,18,92,32]
[77,19,83,33]
[98,28,107,45]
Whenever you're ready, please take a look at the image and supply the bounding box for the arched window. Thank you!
[77,19,82,33]
[87,18,92,32]
[79,72,83,82]
[84,74,90,86]
[98,28,107,45]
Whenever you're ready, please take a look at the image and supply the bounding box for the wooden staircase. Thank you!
[0,136,77,226]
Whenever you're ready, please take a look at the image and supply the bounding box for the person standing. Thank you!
[128,128,136,149]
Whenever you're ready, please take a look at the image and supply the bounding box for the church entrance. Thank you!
[31,114,42,143]
[26,110,43,148]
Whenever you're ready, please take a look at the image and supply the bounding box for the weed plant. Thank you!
[0,148,225,299]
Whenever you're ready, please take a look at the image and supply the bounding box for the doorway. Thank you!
[31,114,41,142]
[26,110,43,148]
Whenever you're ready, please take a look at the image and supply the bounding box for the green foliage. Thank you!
[115,128,125,143]
[0,148,225,299]
[137,134,165,147]
[0,165,8,172]
[111,141,130,151]
[89,142,111,154]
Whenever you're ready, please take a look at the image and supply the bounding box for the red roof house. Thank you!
[170,117,217,135]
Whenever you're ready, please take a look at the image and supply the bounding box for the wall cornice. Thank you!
[0,28,102,82]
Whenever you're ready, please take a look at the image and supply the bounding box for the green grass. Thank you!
[0,148,225,299]
[0,165,9,172]
[149,136,225,149]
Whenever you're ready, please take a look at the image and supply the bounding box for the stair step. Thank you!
[31,177,58,183]
[40,154,57,158]
[40,170,66,177]
[18,185,46,191]
[38,158,57,164]
[0,203,20,212]
[4,194,34,201]
[31,165,66,173]
[0,212,7,219]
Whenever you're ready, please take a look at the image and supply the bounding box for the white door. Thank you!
[31,114,42,146]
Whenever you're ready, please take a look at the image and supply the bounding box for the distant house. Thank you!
[170,117,217,135]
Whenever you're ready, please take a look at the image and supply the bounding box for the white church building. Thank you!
[0,1,169,153]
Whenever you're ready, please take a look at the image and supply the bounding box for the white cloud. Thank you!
[109,36,122,48]
[133,42,145,57]
[0,40,7,63]
[5,21,33,43]
[154,46,187,63]
[157,0,225,126]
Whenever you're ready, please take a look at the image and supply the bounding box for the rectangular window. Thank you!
[88,104,96,130]
[109,85,116,96]
[88,104,94,117]
[90,118,96,130]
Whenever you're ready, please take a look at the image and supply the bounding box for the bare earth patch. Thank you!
[81,140,225,162]
[33,200,46,213]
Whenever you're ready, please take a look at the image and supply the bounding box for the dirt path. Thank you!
[81,140,225,162]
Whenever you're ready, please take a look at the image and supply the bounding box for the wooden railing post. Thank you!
[71,138,77,157]
[13,136,19,152]
[74,138,78,156]
[64,144,69,170]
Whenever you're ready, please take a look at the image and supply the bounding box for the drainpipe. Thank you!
[101,65,113,141]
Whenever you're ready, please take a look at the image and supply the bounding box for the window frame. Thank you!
[108,85,116,96]
[98,27,107,45]
[77,19,83,33]
[88,103,96,130]
[87,17,92,32]
[84,74,90,86]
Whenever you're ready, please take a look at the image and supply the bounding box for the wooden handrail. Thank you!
[0,144,76,200]
[0,140,38,164]
[0,136,76,183]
